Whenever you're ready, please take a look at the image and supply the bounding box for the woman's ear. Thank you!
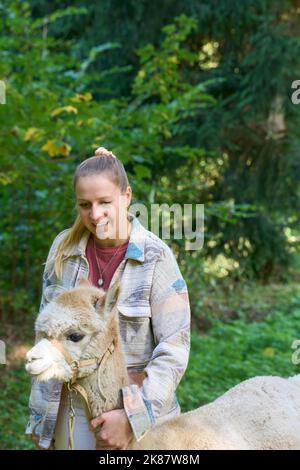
[125,185,132,208]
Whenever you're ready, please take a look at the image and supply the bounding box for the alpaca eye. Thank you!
[67,333,84,342]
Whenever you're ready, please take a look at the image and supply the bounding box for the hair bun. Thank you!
[95,147,116,159]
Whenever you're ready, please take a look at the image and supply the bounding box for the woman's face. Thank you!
[76,174,132,245]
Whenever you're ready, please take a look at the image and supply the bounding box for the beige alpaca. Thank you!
[26,284,300,450]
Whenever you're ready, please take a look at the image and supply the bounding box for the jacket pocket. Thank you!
[117,304,155,367]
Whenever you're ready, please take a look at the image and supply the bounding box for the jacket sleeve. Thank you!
[122,244,191,441]
[37,229,71,315]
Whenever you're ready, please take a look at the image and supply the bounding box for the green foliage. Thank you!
[191,279,300,330]
[1,0,300,451]
[193,0,300,279]
[0,363,35,449]
[22,0,300,280]
[0,3,227,319]
[178,292,300,411]
[1,1,300,323]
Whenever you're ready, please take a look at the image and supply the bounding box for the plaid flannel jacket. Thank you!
[26,214,191,449]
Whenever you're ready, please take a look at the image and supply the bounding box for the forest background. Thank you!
[0,0,300,449]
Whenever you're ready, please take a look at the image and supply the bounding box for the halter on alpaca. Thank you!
[48,336,115,449]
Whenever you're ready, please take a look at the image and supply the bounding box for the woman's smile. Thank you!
[96,219,110,236]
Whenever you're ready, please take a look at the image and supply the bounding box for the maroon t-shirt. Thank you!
[86,234,129,290]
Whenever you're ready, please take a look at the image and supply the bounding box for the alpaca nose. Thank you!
[26,345,42,362]
[26,351,32,362]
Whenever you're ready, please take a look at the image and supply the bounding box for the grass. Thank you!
[1,280,300,449]
[190,279,300,330]
[0,363,35,450]
[178,299,300,410]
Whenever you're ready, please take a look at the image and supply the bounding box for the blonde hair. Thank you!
[52,149,129,280]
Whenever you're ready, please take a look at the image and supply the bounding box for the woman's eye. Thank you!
[67,333,85,342]
[78,202,111,208]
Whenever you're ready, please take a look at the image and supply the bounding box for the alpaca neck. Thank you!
[80,321,130,418]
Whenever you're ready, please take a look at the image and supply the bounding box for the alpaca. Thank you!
[25,284,300,450]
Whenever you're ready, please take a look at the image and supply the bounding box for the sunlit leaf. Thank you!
[51,106,78,117]
[41,140,71,157]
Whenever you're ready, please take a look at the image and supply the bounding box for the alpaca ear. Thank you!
[77,278,92,287]
[94,296,105,312]
[91,288,106,312]
[44,284,68,303]
[102,282,121,320]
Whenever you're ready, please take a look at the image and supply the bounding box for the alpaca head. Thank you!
[25,282,120,382]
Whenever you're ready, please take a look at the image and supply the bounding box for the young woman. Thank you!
[26,147,191,450]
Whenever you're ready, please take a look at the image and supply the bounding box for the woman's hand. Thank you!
[91,409,133,450]
[31,434,55,450]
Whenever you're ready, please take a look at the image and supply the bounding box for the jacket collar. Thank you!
[124,214,145,262]
[63,213,146,263]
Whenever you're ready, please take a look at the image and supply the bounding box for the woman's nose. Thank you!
[90,206,107,222]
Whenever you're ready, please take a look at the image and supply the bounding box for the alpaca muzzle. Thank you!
[47,337,115,450]
[48,338,98,383]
